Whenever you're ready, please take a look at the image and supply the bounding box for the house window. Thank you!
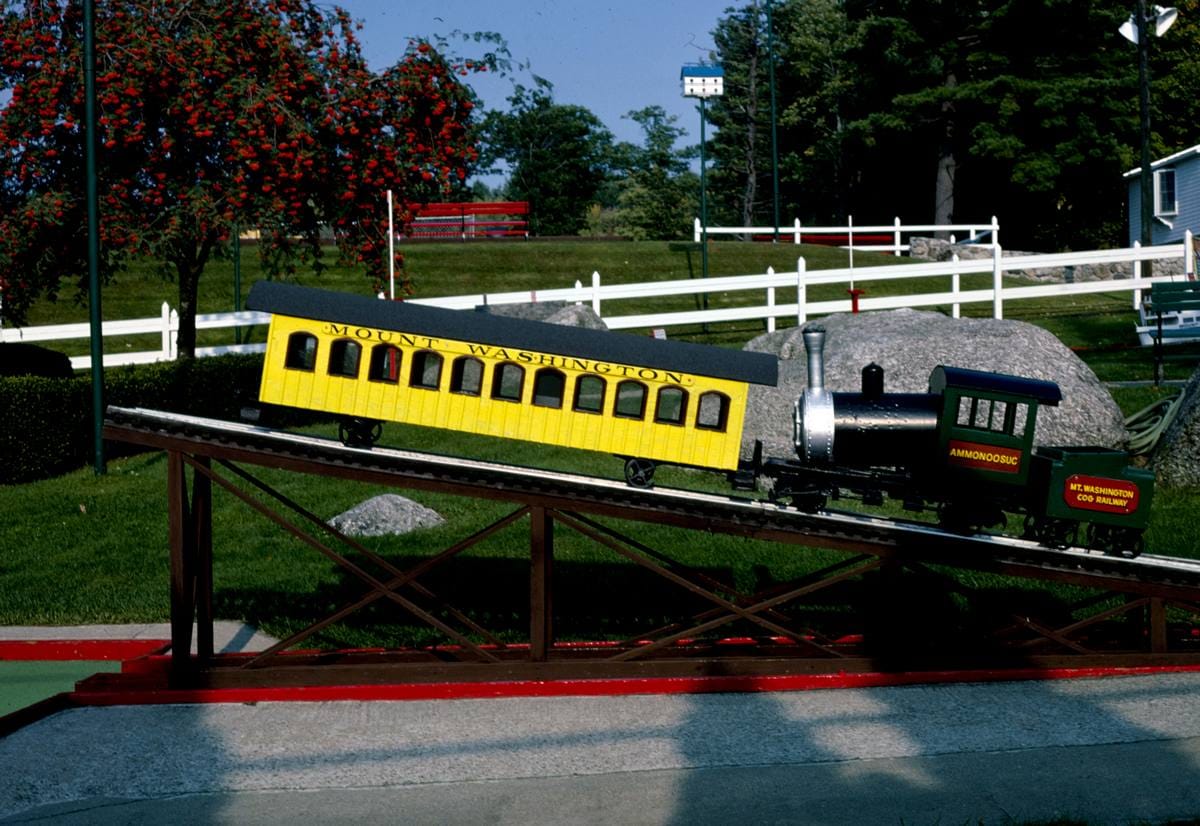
[1156,168,1178,216]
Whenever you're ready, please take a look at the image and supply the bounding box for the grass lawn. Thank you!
[2,239,1198,647]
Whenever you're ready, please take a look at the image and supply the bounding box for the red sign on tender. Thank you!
[1064,475,1139,514]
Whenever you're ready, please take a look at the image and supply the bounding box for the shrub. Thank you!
[0,374,92,483]
[0,354,267,485]
[0,343,74,378]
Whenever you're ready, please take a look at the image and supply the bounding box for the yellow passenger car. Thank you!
[247,282,778,486]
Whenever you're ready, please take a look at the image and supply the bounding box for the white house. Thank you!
[1125,144,1200,245]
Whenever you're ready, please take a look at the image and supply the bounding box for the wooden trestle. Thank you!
[103,407,1200,690]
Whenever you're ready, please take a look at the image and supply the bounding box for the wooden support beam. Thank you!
[167,451,195,683]
[530,507,554,661]
[192,456,214,661]
[1150,597,1168,653]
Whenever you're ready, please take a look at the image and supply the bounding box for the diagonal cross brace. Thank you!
[555,510,880,660]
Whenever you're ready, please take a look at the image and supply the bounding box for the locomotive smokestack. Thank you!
[795,326,834,463]
[803,327,826,391]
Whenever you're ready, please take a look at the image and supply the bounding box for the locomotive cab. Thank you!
[927,366,1061,528]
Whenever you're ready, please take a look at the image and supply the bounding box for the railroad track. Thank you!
[104,405,1200,601]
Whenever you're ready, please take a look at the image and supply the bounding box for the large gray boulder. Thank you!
[480,301,607,330]
[1153,369,1200,488]
[909,237,1186,282]
[741,309,1127,460]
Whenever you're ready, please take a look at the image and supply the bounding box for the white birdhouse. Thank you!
[681,64,724,98]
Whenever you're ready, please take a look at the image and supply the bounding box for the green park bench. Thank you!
[1143,280,1200,384]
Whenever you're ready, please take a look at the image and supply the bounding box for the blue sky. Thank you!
[336,0,739,158]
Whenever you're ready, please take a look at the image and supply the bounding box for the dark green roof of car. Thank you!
[929,365,1062,405]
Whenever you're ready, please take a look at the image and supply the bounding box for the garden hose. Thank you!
[1125,391,1185,455]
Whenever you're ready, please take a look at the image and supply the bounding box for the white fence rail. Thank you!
[416,236,1192,332]
[0,305,270,370]
[696,216,1000,256]
[1,237,1192,369]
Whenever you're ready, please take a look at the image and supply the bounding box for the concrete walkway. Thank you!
[3,669,1200,824]
[0,622,278,655]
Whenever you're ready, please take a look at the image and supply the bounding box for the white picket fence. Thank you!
[0,236,1192,370]
[0,304,270,370]
[696,216,1000,256]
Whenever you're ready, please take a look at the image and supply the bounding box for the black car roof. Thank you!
[247,281,779,387]
[929,365,1062,405]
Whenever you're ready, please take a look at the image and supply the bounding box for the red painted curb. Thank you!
[69,663,1200,707]
[0,640,170,661]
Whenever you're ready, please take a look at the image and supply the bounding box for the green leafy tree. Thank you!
[708,0,851,227]
[609,106,697,240]
[482,84,614,236]
[0,0,500,354]
[708,0,1200,249]
[706,1,770,227]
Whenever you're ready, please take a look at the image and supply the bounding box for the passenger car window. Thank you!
[492,362,524,401]
[367,344,401,383]
[410,350,443,389]
[328,340,361,378]
[655,386,687,425]
[573,376,605,413]
[450,357,484,396]
[284,332,318,371]
[614,381,647,419]
[696,392,729,431]
[533,368,566,408]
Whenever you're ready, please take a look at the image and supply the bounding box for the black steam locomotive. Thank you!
[758,328,1154,556]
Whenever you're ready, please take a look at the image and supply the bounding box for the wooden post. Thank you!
[1150,597,1167,653]
[167,451,195,683]
[192,457,214,661]
[530,507,554,661]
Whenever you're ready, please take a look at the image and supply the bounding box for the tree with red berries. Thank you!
[0,0,500,355]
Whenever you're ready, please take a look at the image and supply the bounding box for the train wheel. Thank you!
[339,417,383,448]
[789,490,828,513]
[624,458,656,488]
[1024,515,1077,549]
[1087,524,1144,558]
[936,502,974,534]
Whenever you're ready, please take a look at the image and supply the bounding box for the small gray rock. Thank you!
[328,494,445,537]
